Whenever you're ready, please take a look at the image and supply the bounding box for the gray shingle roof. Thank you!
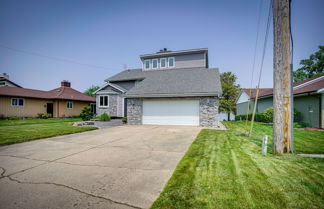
[106,67,222,98]
[106,68,145,82]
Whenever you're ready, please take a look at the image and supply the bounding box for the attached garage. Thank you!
[142,99,199,126]
[122,67,221,127]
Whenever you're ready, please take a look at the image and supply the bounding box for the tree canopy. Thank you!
[293,45,324,82]
[84,85,100,97]
[219,72,240,120]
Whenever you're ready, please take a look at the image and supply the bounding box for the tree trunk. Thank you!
[272,0,293,154]
[227,112,230,121]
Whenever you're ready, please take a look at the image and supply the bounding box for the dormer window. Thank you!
[152,59,158,69]
[168,57,175,68]
[144,60,150,70]
[160,58,167,68]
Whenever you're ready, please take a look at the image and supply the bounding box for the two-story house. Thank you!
[95,48,222,127]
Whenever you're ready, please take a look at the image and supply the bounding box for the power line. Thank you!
[0,44,115,70]
[249,0,272,136]
[257,0,272,87]
[250,0,264,89]
[246,0,264,126]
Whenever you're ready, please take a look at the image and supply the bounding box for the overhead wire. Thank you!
[0,44,116,71]
[249,0,272,136]
[245,0,264,126]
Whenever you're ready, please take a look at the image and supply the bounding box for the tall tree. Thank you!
[84,85,100,97]
[219,72,240,120]
[293,45,324,82]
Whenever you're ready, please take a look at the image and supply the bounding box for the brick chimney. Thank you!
[61,80,71,87]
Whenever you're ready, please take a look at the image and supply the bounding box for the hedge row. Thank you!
[235,107,302,123]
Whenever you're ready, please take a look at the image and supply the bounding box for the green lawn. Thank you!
[151,121,324,209]
[0,118,97,146]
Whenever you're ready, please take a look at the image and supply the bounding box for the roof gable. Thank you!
[236,90,249,104]
[0,77,22,88]
[94,82,126,95]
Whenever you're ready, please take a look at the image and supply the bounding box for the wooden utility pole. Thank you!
[272,0,293,154]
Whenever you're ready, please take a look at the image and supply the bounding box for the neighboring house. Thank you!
[219,112,235,121]
[0,73,22,88]
[0,80,96,118]
[236,75,324,128]
[95,48,222,127]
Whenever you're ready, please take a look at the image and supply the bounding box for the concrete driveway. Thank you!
[0,125,201,209]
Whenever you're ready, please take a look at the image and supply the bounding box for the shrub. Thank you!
[80,106,93,121]
[254,113,267,123]
[8,116,20,120]
[294,108,302,123]
[41,113,52,119]
[236,107,304,124]
[37,113,43,119]
[99,113,111,121]
[235,114,252,121]
[294,122,309,128]
[263,107,274,123]
[122,117,127,123]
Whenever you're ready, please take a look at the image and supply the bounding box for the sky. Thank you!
[0,0,323,92]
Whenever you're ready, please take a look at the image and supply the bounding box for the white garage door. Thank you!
[143,99,199,126]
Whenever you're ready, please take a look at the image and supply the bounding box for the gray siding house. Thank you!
[236,75,324,128]
[95,48,222,127]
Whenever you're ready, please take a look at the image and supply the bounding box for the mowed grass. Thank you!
[0,118,97,146]
[151,121,324,209]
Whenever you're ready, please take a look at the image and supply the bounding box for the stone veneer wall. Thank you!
[96,94,118,117]
[127,98,142,125]
[126,97,219,127]
[199,97,219,127]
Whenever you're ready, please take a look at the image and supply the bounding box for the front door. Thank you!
[47,103,54,117]
[90,103,96,115]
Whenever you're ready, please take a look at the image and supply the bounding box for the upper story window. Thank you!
[152,59,158,69]
[143,57,175,70]
[168,57,175,68]
[144,60,150,70]
[0,81,5,86]
[12,98,24,107]
[160,58,167,68]
[67,101,73,109]
[99,95,109,107]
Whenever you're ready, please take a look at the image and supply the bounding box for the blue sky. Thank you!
[0,0,323,92]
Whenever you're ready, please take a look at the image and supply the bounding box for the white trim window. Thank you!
[99,95,109,107]
[152,59,158,69]
[144,59,151,70]
[160,58,167,68]
[11,98,24,107]
[168,57,175,68]
[67,101,73,109]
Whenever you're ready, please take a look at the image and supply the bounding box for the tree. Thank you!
[293,45,324,82]
[84,85,100,97]
[219,72,240,121]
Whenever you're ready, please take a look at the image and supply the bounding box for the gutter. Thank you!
[125,92,220,98]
